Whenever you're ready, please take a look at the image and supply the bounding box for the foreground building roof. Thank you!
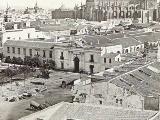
[19,102,158,120]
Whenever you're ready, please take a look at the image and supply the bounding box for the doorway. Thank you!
[90,65,94,74]
[74,57,80,73]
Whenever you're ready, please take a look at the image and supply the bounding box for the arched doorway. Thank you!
[74,57,80,73]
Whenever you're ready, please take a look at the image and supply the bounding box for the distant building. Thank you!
[52,9,76,19]
[51,0,157,23]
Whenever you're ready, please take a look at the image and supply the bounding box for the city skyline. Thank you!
[0,0,86,9]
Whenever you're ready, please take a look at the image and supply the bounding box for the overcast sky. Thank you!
[0,0,86,9]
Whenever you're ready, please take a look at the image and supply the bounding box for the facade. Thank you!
[3,39,123,74]
[0,28,45,45]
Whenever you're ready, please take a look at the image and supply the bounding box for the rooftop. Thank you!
[4,39,55,49]
[19,102,157,120]
[91,60,160,97]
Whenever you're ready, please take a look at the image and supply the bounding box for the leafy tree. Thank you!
[31,56,42,67]
[48,60,56,70]
[5,56,12,63]
[24,56,32,66]
[0,53,4,60]
[40,68,50,79]
[4,68,16,79]
[17,57,23,65]
[12,57,17,65]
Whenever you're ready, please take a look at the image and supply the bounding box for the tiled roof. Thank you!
[82,35,113,47]
[48,102,157,120]
[19,102,157,120]
[4,40,55,49]
[109,62,160,97]
[106,33,125,40]
[135,34,157,43]
[112,37,141,47]
[40,25,74,32]
[102,53,119,58]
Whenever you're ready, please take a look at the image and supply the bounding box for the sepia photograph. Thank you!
[0,0,160,119]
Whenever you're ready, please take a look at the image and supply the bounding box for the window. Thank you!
[90,65,94,74]
[19,37,21,40]
[125,49,128,53]
[12,47,15,53]
[18,48,20,54]
[109,58,112,63]
[61,52,63,57]
[49,51,52,58]
[23,48,26,56]
[28,33,30,39]
[43,50,46,58]
[117,51,120,54]
[60,52,64,60]
[104,58,106,63]
[29,49,32,56]
[90,55,94,62]
[120,99,123,105]
[7,37,10,39]
[7,47,10,53]
[117,58,120,62]
[116,99,118,103]
[99,100,102,105]
[61,62,64,69]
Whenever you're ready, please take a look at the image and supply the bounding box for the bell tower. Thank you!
[34,0,38,13]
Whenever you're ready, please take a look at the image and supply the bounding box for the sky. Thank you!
[0,0,86,9]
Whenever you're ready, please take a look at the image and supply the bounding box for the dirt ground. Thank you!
[0,70,86,120]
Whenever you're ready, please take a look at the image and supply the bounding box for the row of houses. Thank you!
[72,60,160,111]
[2,29,160,74]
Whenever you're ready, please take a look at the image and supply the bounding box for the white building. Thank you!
[3,39,122,74]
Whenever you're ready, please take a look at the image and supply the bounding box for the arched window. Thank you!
[125,49,128,53]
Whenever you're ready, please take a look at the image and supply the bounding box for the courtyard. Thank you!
[0,70,86,120]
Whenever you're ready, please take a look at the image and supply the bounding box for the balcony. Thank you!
[60,56,64,60]
[89,59,94,63]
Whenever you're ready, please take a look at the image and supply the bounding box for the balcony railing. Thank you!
[89,59,94,63]
[60,56,64,60]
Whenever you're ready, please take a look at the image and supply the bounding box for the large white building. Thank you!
[3,38,123,74]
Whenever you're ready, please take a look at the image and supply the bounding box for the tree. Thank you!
[31,55,42,67]
[12,57,17,65]
[17,57,23,65]
[0,53,4,60]
[5,56,12,63]
[4,68,17,90]
[24,56,32,66]
[48,60,56,70]
[19,65,31,86]
[40,68,50,79]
